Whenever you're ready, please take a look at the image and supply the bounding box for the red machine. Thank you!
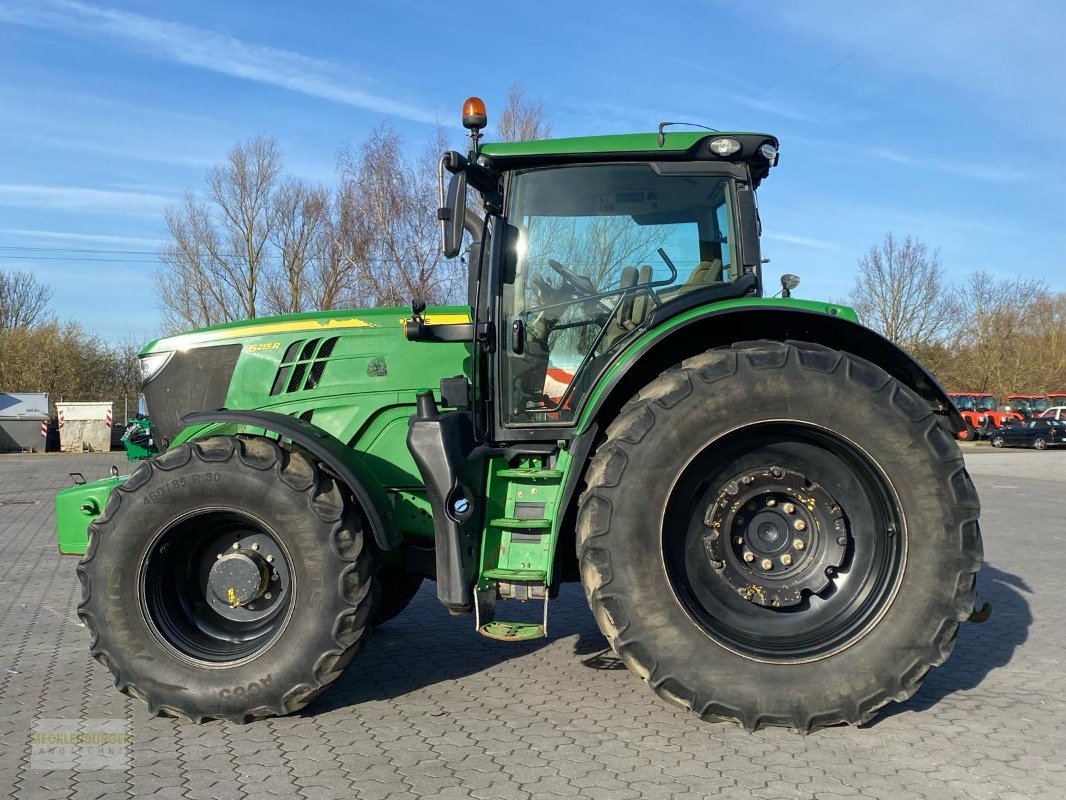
[949,393,1024,438]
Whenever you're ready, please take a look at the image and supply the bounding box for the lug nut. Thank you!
[266,555,274,563]
[825,567,835,577]
[735,516,745,526]
[247,603,256,610]
[743,551,755,563]
[264,592,272,600]
[742,475,754,485]
[710,560,725,570]
[782,502,795,514]
[793,539,805,550]
[760,559,773,570]
[271,571,279,581]
[251,543,260,551]
[216,553,223,559]
[232,542,240,550]
[746,501,756,511]
[781,553,793,566]
[765,497,777,507]
[837,536,848,546]
[734,536,744,545]
[794,519,807,531]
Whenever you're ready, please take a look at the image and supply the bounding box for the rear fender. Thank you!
[579,305,964,436]
[178,410,400,550]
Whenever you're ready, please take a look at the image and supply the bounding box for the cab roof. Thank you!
[479,131,779,184]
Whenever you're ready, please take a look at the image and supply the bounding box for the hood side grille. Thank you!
[269,337,340,396]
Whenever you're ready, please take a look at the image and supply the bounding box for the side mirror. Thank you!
[440,170,468,258]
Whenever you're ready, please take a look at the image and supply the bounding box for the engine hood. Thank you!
[140,306,469,355]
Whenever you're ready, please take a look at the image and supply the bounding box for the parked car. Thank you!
[1038,406,1066,421]
[989,418,1066,449]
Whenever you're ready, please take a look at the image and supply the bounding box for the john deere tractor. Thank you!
[59,98,983,732]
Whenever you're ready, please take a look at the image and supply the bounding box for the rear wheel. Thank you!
[1033,437,1047,450]
[577,342,981,731]
[991,435,1005,448]
[78,436,377,722]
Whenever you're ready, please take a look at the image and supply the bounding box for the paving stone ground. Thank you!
[1,448,1064,800]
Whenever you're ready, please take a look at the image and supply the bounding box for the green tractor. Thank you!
[60,98,983,732]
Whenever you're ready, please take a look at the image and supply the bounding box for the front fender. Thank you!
[178,410,401,550]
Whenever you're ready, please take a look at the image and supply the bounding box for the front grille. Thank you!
[269,337,338,395]
[142,344,242,447]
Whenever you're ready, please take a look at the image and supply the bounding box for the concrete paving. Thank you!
[1,448,1064,800]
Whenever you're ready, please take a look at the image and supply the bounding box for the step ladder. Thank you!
[475,465,563,641]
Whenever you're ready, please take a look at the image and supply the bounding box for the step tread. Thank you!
[496,468,564,479]
[482,568,548,581]
[489,517,551,530]
[478,620,546,641]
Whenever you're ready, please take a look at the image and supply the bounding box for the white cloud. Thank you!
[0,228,167,248]
[0,184,172,215]
[0,0,442,125]
[764,232,845,251]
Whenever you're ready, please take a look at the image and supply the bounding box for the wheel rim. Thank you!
[662,422,905,663]
[140,509,295,665]
[1035,438,1046,450]
[992,437,1003,447]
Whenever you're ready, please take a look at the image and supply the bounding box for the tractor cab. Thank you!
[424,98,777,440]
[1007,394,1049,419]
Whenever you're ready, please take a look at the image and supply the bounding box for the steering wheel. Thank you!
[548,259,597,297]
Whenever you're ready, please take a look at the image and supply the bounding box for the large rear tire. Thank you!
[77,436,377,723]
[577,341,982,731]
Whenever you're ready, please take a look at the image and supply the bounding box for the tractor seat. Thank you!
[685,259,725,285]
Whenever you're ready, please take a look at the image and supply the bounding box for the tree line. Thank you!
[849,233,1066,397]
[0,269,142,419]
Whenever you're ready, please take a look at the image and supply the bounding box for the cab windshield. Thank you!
[1029,398,1050,413]
[954,396,976,411]
[500,163,739,424]
[975,396,998,412]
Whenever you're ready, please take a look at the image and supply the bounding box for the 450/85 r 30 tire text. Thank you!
[77,435,378,723]
[577,341,982,732]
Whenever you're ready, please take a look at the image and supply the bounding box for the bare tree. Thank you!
[0,268,53,329]
[495,84,552,143]
[338,124,464,307]
[849,233,960,351]
[157,136,283,330]
[955,270,1049,393]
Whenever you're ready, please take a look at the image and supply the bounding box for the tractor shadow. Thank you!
[866,561,1032,725]
[303,583,601,716]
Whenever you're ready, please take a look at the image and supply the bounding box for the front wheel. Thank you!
[577,342,982,731]
[1033,437,1048,450]
[77,436,378,722]
[991,435,1005,448]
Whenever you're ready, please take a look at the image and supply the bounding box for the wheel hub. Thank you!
[702,466,848,607]
[208,551,269,607]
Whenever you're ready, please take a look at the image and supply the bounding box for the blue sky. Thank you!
[1,0,1064,341]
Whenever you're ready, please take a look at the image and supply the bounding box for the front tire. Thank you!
[77,436,377,723]
[577,342,981,731]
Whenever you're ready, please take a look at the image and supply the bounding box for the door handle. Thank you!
[511,318,524,354]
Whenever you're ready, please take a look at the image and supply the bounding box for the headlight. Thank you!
[708,137,742,156]
[139,351,173,385]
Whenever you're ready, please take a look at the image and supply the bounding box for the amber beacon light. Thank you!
[462,96,488,130]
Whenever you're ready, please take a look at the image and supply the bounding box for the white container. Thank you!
[57,402,114,453]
